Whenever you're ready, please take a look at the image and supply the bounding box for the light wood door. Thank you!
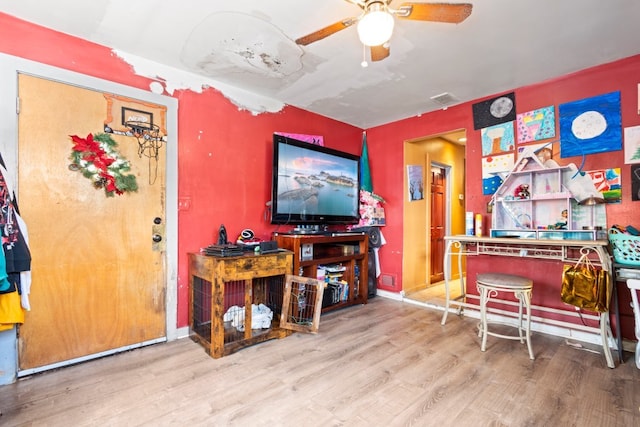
[17,74,166,371]
[430,166,446,283]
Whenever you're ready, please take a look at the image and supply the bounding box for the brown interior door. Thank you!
[430,166,446,283]
[17,74,167,371]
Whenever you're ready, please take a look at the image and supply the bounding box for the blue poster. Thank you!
[559,91,622,158]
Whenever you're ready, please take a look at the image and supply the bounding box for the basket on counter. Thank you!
[609,228,640,266]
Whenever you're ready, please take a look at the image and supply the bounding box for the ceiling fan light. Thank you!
[357,11,394,46]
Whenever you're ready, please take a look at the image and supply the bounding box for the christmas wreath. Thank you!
[69,133,138,197]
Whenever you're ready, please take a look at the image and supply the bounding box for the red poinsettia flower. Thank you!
[69,133,136,197]
[71,133,99,153]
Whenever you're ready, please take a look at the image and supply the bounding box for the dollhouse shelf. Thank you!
[491,149,605,239]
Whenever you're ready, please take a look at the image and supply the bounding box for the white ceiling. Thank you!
[2,0,639,129]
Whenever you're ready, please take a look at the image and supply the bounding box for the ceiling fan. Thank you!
[295,1,473,62]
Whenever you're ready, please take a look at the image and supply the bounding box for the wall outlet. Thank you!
[178,197,191,210]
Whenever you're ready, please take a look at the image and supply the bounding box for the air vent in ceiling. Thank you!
[430,92,459,108]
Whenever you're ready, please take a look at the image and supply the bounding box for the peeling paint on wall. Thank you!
[112,50,286,116]
[110,12,303,117]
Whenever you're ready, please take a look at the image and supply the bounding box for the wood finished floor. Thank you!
[1,297,638,426]
[404,279,464,306]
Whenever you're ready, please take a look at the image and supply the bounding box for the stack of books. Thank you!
[322,264,349,302]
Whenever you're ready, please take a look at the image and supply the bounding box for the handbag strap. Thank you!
[574,252,594,270]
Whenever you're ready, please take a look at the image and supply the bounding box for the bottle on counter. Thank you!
[475,214,483,237]
[466,212,474,236]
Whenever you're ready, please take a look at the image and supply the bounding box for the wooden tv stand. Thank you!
[273,232,368,312]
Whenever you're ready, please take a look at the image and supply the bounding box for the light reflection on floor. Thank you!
[403,278,465,307]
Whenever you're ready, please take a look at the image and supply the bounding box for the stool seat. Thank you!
[477,273,533,289]
[477,273,534,360]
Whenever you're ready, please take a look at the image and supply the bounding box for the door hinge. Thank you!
[16,96,20,114]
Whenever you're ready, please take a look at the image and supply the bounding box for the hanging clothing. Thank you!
[0,290,23,331]
[17,210,31,310]
[0,242,13,293]
[0,237,22,330]
[0,153,32,329]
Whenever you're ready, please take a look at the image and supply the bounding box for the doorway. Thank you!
[402,130,466,304]
[0,54,178,377]
[430,164,447,284]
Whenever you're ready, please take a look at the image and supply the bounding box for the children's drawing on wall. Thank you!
[623,125,640,164]
[632,165,640,202]
[586,167,621,204]
[517,106,556,143]
[559,91,622,158]
[481,121,515,156]
[482,153,515,195]
[472,92,516,129]
[407,165,424,201]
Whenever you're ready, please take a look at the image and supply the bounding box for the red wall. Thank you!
[175,91,361,326]
[367,55,640,339]
[0,13,363,328]
[2,12,638,338]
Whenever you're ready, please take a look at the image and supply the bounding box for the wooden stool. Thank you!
[477,273,534,360]
[627,279,640,369]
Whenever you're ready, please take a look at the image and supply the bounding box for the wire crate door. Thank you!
[280,275,325,334]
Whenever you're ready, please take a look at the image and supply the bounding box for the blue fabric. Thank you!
[0,247,11,293]
[360,132,373,193]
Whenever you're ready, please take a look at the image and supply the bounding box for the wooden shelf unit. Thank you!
[188,251,293,359]
[273,233,368,312]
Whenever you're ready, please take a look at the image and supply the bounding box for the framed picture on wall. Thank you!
[407,165,424,201]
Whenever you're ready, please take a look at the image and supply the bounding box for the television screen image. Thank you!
[271,134,360,226]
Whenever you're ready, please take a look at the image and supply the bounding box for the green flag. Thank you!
[360,131,373,192]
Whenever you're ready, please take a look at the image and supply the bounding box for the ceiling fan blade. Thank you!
[370,44,390,62]
[295,17,358,46]
[396,3,473,23]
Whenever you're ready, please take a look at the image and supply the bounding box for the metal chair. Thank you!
[477,273,534,360]
[627,279,640,369]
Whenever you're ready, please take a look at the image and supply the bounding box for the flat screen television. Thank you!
[270,134,360,228]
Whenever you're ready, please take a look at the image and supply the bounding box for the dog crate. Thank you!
[188,251,293,358]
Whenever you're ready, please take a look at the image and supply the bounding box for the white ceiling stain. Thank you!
[181,12,303,80]
[113,50,286,116]
[2,0,640,128]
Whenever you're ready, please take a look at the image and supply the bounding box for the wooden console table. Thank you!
[188,250,293,358]
[441,235,617,368]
